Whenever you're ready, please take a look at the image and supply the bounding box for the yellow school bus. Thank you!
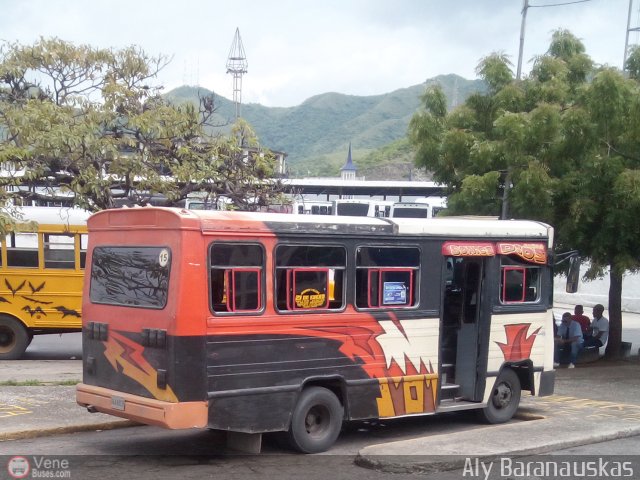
[0,207,90,359]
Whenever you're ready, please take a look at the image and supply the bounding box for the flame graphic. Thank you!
[496,323,540,361]
[103,331,178,402]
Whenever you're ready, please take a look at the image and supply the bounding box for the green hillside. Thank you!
[164,74,485,177]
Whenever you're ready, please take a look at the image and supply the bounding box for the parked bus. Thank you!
[391,197,448,219]
[77,208,557,453]
[292,200,333,215]
[0,207,90,359]
[332,199,393,218]
[390,202,431,218]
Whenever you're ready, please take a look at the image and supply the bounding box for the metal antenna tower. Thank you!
[226,28,248,120]
[624,0,640,72]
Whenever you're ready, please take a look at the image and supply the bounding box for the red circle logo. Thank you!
[7,456,30,479]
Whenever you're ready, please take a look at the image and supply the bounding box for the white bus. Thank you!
[292,200,333,215]
[391,196,448,219]
[332,199,394,218]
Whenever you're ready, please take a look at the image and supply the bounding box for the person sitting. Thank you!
[571,304,591,336]
[584,304,609,349]
[554,312,583,368]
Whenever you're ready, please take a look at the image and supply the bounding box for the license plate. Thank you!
[111,396,125,411]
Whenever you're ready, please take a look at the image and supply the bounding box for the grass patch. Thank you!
[0,379,80,386]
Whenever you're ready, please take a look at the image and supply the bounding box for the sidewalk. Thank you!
[0,385,133,441]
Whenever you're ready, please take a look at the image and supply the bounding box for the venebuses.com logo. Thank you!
[7,457,30,479]
[6,456,71,479]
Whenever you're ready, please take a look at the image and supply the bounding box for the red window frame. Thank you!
[365,267,414,309]
[286,267,330,310]
[501,266,526,303]
[225,268,262,312]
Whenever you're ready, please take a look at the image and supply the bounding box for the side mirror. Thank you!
[566,255,581,293]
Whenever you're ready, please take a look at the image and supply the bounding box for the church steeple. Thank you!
[340,143,356,180]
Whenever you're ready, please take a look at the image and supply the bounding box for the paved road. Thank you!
[2,417,639,480]
[23,332,82,360]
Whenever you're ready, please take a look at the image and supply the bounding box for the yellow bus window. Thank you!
[6,233,38,268]
[80,234,88,269]
[43,233,75,269]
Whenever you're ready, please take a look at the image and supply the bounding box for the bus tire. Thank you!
[0,316,30,360]
[287,386,343,453]
[478,368,521,424]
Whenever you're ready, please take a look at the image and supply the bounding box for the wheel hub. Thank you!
[0,327,16,351]
[492,382,512,409]
[305,406,329,436]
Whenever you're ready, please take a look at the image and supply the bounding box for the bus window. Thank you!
[500,260,541,304]
[275,245,345,311]
[89,246,171,309]
[355,246,419,309]
[80,234,88,269]
[43,233,75,269]
[6,232,39,268]
[210,243,264,313]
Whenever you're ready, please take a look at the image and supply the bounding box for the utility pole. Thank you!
[500,170,511,220]
[624,0,640,72]
[516,0,529,80]
[503,0,529,219]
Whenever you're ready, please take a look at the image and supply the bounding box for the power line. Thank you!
[529,0,592,7]
[517,0,593,79]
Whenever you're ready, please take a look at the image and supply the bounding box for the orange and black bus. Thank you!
[77,207,556,453]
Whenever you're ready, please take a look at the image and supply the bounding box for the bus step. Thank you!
[440,383,459,390]
[440,383,459,401]
[437,399,482,412]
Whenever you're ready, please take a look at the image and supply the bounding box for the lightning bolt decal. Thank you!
[103,331,178,402]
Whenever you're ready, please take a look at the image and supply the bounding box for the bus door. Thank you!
[440,242,494,402]
[454,258,483,399]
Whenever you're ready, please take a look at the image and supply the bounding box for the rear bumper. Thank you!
[76,384,208,429]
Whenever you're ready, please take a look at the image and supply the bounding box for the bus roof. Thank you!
[9,206,91,229]
[88,207,552,241]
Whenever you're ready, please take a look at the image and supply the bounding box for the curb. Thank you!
[0,420,138,442]
[355,425,640,474]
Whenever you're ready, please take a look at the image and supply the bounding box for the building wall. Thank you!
[554,267,640,313]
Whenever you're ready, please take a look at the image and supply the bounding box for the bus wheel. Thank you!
[0,316,30,360]
[288,386,343,453]
[479,368,521,424]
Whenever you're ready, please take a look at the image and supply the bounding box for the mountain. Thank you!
[164,74,486,177]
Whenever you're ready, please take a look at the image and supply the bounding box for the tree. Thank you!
[0,37,285,230]
[409,29,640,359]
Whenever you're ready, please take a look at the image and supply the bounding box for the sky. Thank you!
[0,0,636,107]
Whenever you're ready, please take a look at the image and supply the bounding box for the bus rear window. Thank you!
[89,246,171,309]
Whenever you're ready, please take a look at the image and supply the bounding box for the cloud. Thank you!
[0,0,631,107]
